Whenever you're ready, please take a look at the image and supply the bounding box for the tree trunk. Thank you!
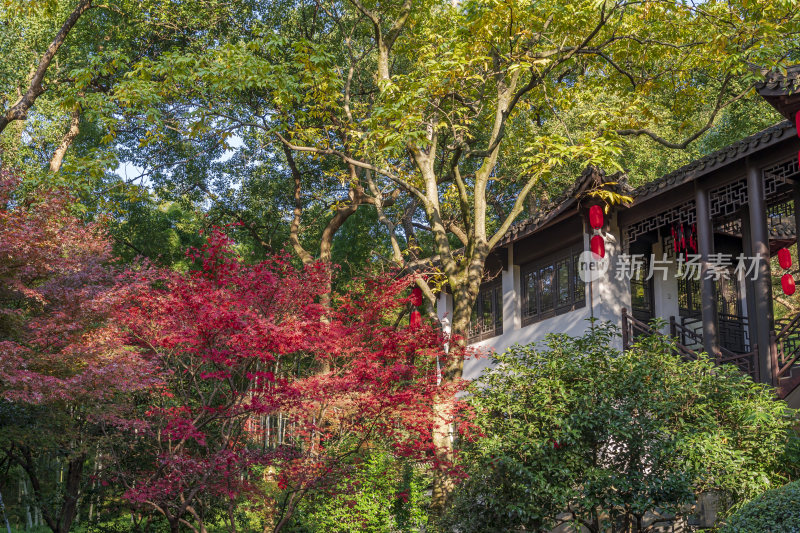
[429,281,474,512]
[49,108,80,173]
[55,454,85,533]
[0,0,92,133]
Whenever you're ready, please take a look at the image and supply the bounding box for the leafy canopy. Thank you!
[444,325,799,532]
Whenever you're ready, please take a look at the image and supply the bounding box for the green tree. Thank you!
[443,325,798,533]
[290,450,429,533]
[107,194,207,269]
[52,0,800,505]
[0,0,254,201]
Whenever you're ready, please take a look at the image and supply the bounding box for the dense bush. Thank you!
[288,451,429,532]
[720,480,800,533]
[442,324,798,533]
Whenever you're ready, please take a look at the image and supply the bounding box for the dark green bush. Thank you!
[720,480,800,533]
[441,325,797,533]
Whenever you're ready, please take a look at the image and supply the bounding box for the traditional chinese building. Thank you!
[438,67,800,407]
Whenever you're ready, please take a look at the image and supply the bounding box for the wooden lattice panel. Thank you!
[709,179,748,220]
[764,157,799,194]
[624,200,696,248]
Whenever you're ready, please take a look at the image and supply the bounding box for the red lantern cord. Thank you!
[779,248,792,270]
[410,286,423,307]
[590,234,605,258]
[409,310,422,329]
[589,205,604,230]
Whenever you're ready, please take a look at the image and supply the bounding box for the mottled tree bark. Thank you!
[0,0,92,134]
[49,108,81,172]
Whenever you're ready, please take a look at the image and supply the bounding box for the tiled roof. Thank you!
[756,66,800,96]
[495,120,796,248]
[771,219,796,240]
[756,66,800,120]
[631,121,795,202]
[496,166,626,247]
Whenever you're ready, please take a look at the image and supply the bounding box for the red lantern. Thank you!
[796,110,800,135]
[782,273,796,296]
[589,205,604,230]
[779,248,792,270]
[590,234,605,258]
[410,286,423,307]
[409,310,422,328]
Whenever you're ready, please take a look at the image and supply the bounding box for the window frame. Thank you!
[467,278,504,343]
[520,244,586,327]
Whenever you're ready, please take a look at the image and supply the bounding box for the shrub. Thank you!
[442,324,797,533]
[720,480,800,533]
[289,451,429,532]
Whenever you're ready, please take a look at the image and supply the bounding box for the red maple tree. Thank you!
[115,229,468,532]
[0,170,156,533]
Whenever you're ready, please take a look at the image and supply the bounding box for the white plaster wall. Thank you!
[653,240,680,333]
[437,291,453,335]
[591,215,632,346]
[462,306,595,381]
[456,213,630,382]
[503,246,522,333]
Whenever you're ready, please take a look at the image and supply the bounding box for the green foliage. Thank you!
[107,194,207,270]
[443,325,797,532]
[290,451,429,533]
[719,480,800,533]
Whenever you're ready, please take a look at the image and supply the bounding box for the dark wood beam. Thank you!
[695,184,719,357]
[747,157,776,386]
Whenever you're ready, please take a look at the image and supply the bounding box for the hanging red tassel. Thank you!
[590,234,605,258]
[589,205,604,229]
[689,224,697,253]
[409,310,422,328]
[779,248,792,270]
[671,225,678,254]
[782,274,796,296]
[679,224,686,253]
[796,110,800,136]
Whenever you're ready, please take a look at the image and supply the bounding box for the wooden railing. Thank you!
[621,308,758,381]
[669,316,703,359]
[621,308,658,349]
[621,309,699,361]
[771,314,800,385]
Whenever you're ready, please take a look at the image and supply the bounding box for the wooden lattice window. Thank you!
[520,245,585,327]
[468,280,504,342]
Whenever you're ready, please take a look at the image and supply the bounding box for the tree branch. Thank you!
[49,106,81,172]
[0,0,92,133]
[274,131,428,203]
[283,144,315,265]
[616,75,751,149]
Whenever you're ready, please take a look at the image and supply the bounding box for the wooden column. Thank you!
[695,185,718,356]
[793,179,800,266]
[747,157,776,386]
[740,214,759,354]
